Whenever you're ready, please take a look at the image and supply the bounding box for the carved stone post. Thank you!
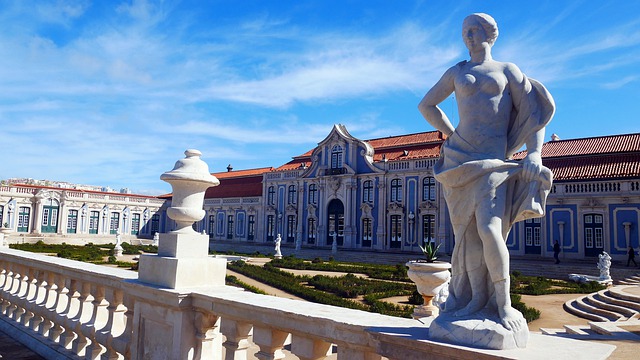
[133,149,227,360]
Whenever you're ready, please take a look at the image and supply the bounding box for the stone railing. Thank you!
[0,247,617,359]
[0,247,437,359]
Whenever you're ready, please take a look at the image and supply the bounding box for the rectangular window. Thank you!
[308,184,317,204]
[525,227,532,246]
[227,215,234,239]
[42,208,50,226]
[67,210,78,234]
[585,228,593,248]
[18,207,30,232]
[390,215,402,248]
[51,209,58,227]
[208,215,215,236]
[151,213,160,234]
[534,227,541,246]
[0,205,3,226]
[307,218,316,244]
[131,213,141,235]
[362,218,372,247]
[110,213,120,234]
[237,213,245,237]
[247,215,255,241]
[595,228,603,248]
[90,211,100,234]
[267,215,275,241]
[287,215,296,243]
[422,214,435,245]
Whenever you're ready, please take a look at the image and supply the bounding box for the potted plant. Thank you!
[405,241,451,318]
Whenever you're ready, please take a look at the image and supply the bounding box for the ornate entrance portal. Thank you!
[327,199,344,246]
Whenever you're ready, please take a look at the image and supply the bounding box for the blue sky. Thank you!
[1,0,639,195]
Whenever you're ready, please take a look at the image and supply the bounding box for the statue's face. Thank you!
[462,17,489,52]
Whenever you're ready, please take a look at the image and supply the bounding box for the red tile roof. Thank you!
[511,132,640,181]
[513,133,640,159]
[203,167,273,199]
[545,153,640,181]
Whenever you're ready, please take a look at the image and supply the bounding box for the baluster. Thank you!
[290,335,332,360]
[99,288,127,360]
[221,318,252,360]
[28,271,46,332]
[253,326,289,360]
[60,279,80,348]
[71,281,93,356]
[336,346,383,360]
[38,272,57,337]
[84,285,108,359]
[48,273,69,344]
[106,290,135,360]
[12,264,28,322]
[6,263,22,319]
[193,310,221,359]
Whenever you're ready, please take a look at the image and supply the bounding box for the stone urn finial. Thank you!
[161,149,220,233]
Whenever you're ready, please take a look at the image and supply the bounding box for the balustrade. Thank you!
[0,247,608,359]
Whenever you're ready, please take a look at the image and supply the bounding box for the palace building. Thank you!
[196,125,640,262]
[0,183,166,243]
[3,126,638,262]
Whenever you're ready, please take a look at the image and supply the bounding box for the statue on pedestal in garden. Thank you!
[418,13,555,349]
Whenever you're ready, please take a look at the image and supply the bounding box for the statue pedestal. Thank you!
[138,232,226,289]
[429,310,528,350]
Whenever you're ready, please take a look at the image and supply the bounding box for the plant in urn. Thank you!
[161,149,220,233]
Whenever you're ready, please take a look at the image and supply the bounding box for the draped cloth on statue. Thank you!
[433,76,555,315]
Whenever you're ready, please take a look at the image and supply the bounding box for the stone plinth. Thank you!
[138,232,226,289]
[429,310,528,350]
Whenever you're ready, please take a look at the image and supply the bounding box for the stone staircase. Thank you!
[540,277,640,341]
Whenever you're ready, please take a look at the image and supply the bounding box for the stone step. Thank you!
[539,328,565,336]
[572,295,622,321]
[563,324,594,335]
[588,293,635,319]
[597,289,640,314]
[608,286,640,307]
[563,299,609,322]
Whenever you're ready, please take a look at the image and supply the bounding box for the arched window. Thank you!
[308,184,317,204]
[331,145,343,169]
[422,177,436,201]
[391,179,403,202]
[267,186,275,205]
[363,180,373,203]
[288,185,297,204]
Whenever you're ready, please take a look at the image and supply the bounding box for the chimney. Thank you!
[227,164,233,172]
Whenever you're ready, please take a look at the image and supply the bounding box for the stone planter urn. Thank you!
[406,261,451,318]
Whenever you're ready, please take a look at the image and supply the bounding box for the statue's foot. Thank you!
[453,299,484,317]
[498,306,526,331]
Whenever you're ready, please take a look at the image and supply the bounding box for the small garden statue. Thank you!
[274,234,282,259]
[114,231,123,257]
[597,252,612,282]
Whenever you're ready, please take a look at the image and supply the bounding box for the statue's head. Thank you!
[462,13,499,47]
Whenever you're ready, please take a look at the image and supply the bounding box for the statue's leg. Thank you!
[475,186,526,331]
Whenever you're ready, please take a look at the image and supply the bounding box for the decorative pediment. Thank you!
[387,202,404,213]
[329,177,341,195]
[360,203,374,216]
[418,201,438,212]
[286,204,297,212]
[266,205,277,213]
[583,197,603,208]
[307,204,317,218]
